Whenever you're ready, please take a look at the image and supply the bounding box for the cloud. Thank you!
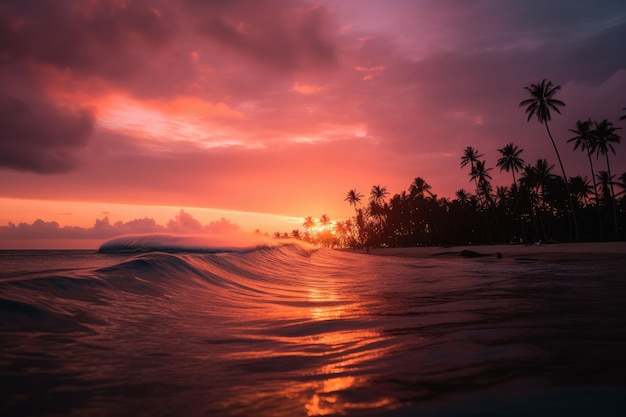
[0,93,95,173]
[0,210,239,240]
[292,83,328,94]
[187,0,338,71]
[0,0,177,79]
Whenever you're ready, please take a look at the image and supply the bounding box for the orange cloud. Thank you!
[158,96,245,120]
[292,82,328,94]
[354,65,385,80]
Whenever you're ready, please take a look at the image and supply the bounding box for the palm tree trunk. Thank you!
[586,150,603,239]
[544,122,580,241]
[586,151,599,204]
[471,162,493,243]
[605,153,619,238]
[482,184,504,243]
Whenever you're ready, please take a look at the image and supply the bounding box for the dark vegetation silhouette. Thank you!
[276,82,624,247]
[519,79,579,240]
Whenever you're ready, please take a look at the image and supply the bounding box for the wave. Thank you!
[98,232,313,254]
[1,241,324,337]
[5,243,626,416]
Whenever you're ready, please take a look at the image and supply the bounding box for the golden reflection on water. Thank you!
[308,288,344,321]
[221,277,398,415]
[300,288,397,415]
[303,366,397,416]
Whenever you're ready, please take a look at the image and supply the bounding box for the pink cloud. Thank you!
[0,210,239,241]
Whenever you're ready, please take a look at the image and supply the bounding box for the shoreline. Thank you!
[343,241,626,261]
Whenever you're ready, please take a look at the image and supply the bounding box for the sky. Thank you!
[1,0,626,248]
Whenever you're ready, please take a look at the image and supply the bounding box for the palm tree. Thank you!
[344,190,367,247]
[317,214,332,247]
[409,177,432,198]
[470,160,493,194]
[302,216,315,232]
[333,221,347,247]
[319,214,331,228]
[496,142,525,186]
[471,160,503,242]
[568,119,599,205]
[344,189,363,208]
[520,78,578,240]
[461,146,486,205]
[569,175,593,207]
[369,185,389,205]
[596,171,615,204]
[534,158,557,195]
[495,186,509,207]
[520,163,542,240]
[461,146,483,172]
[455,189,472,205]
[620,107,626,121]
[592,119,621,235]
[302,216,315,243]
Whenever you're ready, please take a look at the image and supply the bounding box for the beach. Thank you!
[355,241,626,261]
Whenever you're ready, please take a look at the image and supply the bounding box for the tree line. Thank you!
[279,79,625,247]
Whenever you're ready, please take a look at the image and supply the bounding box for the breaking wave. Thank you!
[98,232,312,254]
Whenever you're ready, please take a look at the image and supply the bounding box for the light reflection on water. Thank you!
[1,247,626,416]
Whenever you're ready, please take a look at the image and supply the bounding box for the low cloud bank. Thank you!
[0,210,239,240]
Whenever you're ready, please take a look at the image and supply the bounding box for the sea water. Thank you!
[1,238,626,416]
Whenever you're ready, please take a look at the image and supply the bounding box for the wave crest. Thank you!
[97,233,312,254]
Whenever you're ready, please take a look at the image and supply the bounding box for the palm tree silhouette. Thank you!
[461,147,485,199]
[592,119,621,236]
[369,185,389,205]
[455,189,472,205]
[409,177,433,198]
[369,185,389,236]
[568,119,599,205]
[495,186,509,207]
[471,160,503,238]
[496,142,525,186]
[470,160,493,194]
[345,189,363,208]
[534,158,556,194]
[569,175,593,207]
[520,78,578,240]
[302,216,315,242]
[596,171,615,204]
[620,107,626,121]
[320,214,330,227]
[461,146,483,172]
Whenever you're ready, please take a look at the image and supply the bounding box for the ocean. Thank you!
[1,236,626,416]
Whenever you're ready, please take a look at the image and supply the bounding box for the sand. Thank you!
[349,242,626,261]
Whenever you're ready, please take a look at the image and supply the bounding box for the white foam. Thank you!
[98,232,311,253]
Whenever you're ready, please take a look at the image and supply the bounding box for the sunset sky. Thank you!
[1,0,626,248]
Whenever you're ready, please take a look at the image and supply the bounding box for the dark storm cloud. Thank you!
[1,0,338,78]
[437,0,626,84]
[0,0,176,173]
[0,0,177,79]
[0,93,94,173]
[186,0,338,71]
